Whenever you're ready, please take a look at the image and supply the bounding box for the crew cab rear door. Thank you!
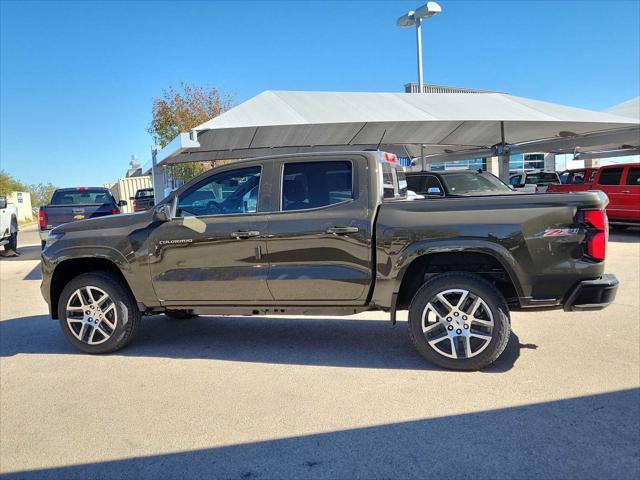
[148,162,274,303]
[265,156,372,302]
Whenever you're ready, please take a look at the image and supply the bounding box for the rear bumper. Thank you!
[563,274,619,312]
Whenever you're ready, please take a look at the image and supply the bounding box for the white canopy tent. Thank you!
[149,91,639,197]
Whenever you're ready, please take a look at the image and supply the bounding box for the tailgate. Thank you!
[43,204,114,229]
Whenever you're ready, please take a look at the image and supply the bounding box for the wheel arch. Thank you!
[395,247,524,309]
[49,257,134,319]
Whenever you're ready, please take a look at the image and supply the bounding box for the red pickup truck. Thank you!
[548,163,640,228]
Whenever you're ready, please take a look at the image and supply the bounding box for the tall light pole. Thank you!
[397,2,442,93]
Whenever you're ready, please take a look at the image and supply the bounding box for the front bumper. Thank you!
[563,274,619,311]
[38,229,50,241]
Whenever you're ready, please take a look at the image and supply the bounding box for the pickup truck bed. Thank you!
[40,151,618,370]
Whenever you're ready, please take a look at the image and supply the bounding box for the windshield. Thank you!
[525,172,558,185]
[50,189,113,205]
[441,172,512,195]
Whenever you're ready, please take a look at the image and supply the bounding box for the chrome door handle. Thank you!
[621,190,631,193]
[326,226,359,235]
[231,230,260,239]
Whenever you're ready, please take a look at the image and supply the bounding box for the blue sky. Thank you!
[1,0,639,187]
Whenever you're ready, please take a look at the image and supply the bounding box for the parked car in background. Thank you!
[0,195,18,253]
[130,188,155,212]
[39,187,126,248]
[406,170,513,197]
[41,151,618,371]
[509,170,560,192]
[550,163,639,229]
[547,168,598,193]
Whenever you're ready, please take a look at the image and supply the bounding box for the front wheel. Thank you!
[408,272,510,371]
[58,271,142,354]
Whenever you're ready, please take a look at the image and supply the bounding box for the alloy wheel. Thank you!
[65,286,118,345]
[421,288,495,359]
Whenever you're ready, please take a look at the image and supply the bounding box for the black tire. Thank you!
[6,224,17,252]
[165,310,197,320]
[408,272,510,371]
[57,271,142,354]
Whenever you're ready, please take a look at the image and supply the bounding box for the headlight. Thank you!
[45,231,64,249]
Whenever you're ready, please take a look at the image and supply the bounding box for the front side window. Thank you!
[282,161,352,211]
[598,168,623,186]
[177,166,261,217]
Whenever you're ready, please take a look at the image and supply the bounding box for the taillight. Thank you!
[38,208,46,230]
[583,209,608,261]
[111,207,120,215]
[383,152,397,163]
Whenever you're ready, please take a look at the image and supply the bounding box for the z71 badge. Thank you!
[544,228,579,237]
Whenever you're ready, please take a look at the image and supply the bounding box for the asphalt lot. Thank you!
[1,224,638,479]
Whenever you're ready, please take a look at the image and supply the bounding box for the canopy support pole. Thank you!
[499,121,510,183]
[151,145,164,204]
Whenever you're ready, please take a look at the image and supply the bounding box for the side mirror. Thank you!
[427,187,442,195]
[118,200,127,207]
[0,196,6,209]
[154,204,172,222]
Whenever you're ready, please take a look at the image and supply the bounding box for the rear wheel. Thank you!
[6,226,17,252]
[58,271,141,354]
[408,272,510,371]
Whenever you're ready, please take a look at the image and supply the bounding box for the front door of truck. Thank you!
[149,164,273,303]
[265,157,372,302]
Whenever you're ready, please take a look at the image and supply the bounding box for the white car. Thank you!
[0,195,18,252]
[509,170,560,193]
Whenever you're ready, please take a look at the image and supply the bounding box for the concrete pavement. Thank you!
[1,225,638,479]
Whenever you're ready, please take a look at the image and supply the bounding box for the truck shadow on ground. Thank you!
[0,244,41,262]
[0,314,531,372]
[609,227,640,243]
[2,388,638,480]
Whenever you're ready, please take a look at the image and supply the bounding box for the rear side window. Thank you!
[282,161,353,211]
[626,167,640,186]
[598,168,623,185]
[50,189,113,205]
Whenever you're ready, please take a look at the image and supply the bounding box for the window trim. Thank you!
[277,159,356,213]
[174,165,264,219]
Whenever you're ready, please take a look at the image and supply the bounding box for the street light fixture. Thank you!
[396,1,442,93]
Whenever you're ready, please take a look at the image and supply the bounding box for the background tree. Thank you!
[0,171,27,196]
[147,83,234,183]
[28,182,58,207]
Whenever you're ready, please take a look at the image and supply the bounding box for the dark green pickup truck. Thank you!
[40,151,618,370]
